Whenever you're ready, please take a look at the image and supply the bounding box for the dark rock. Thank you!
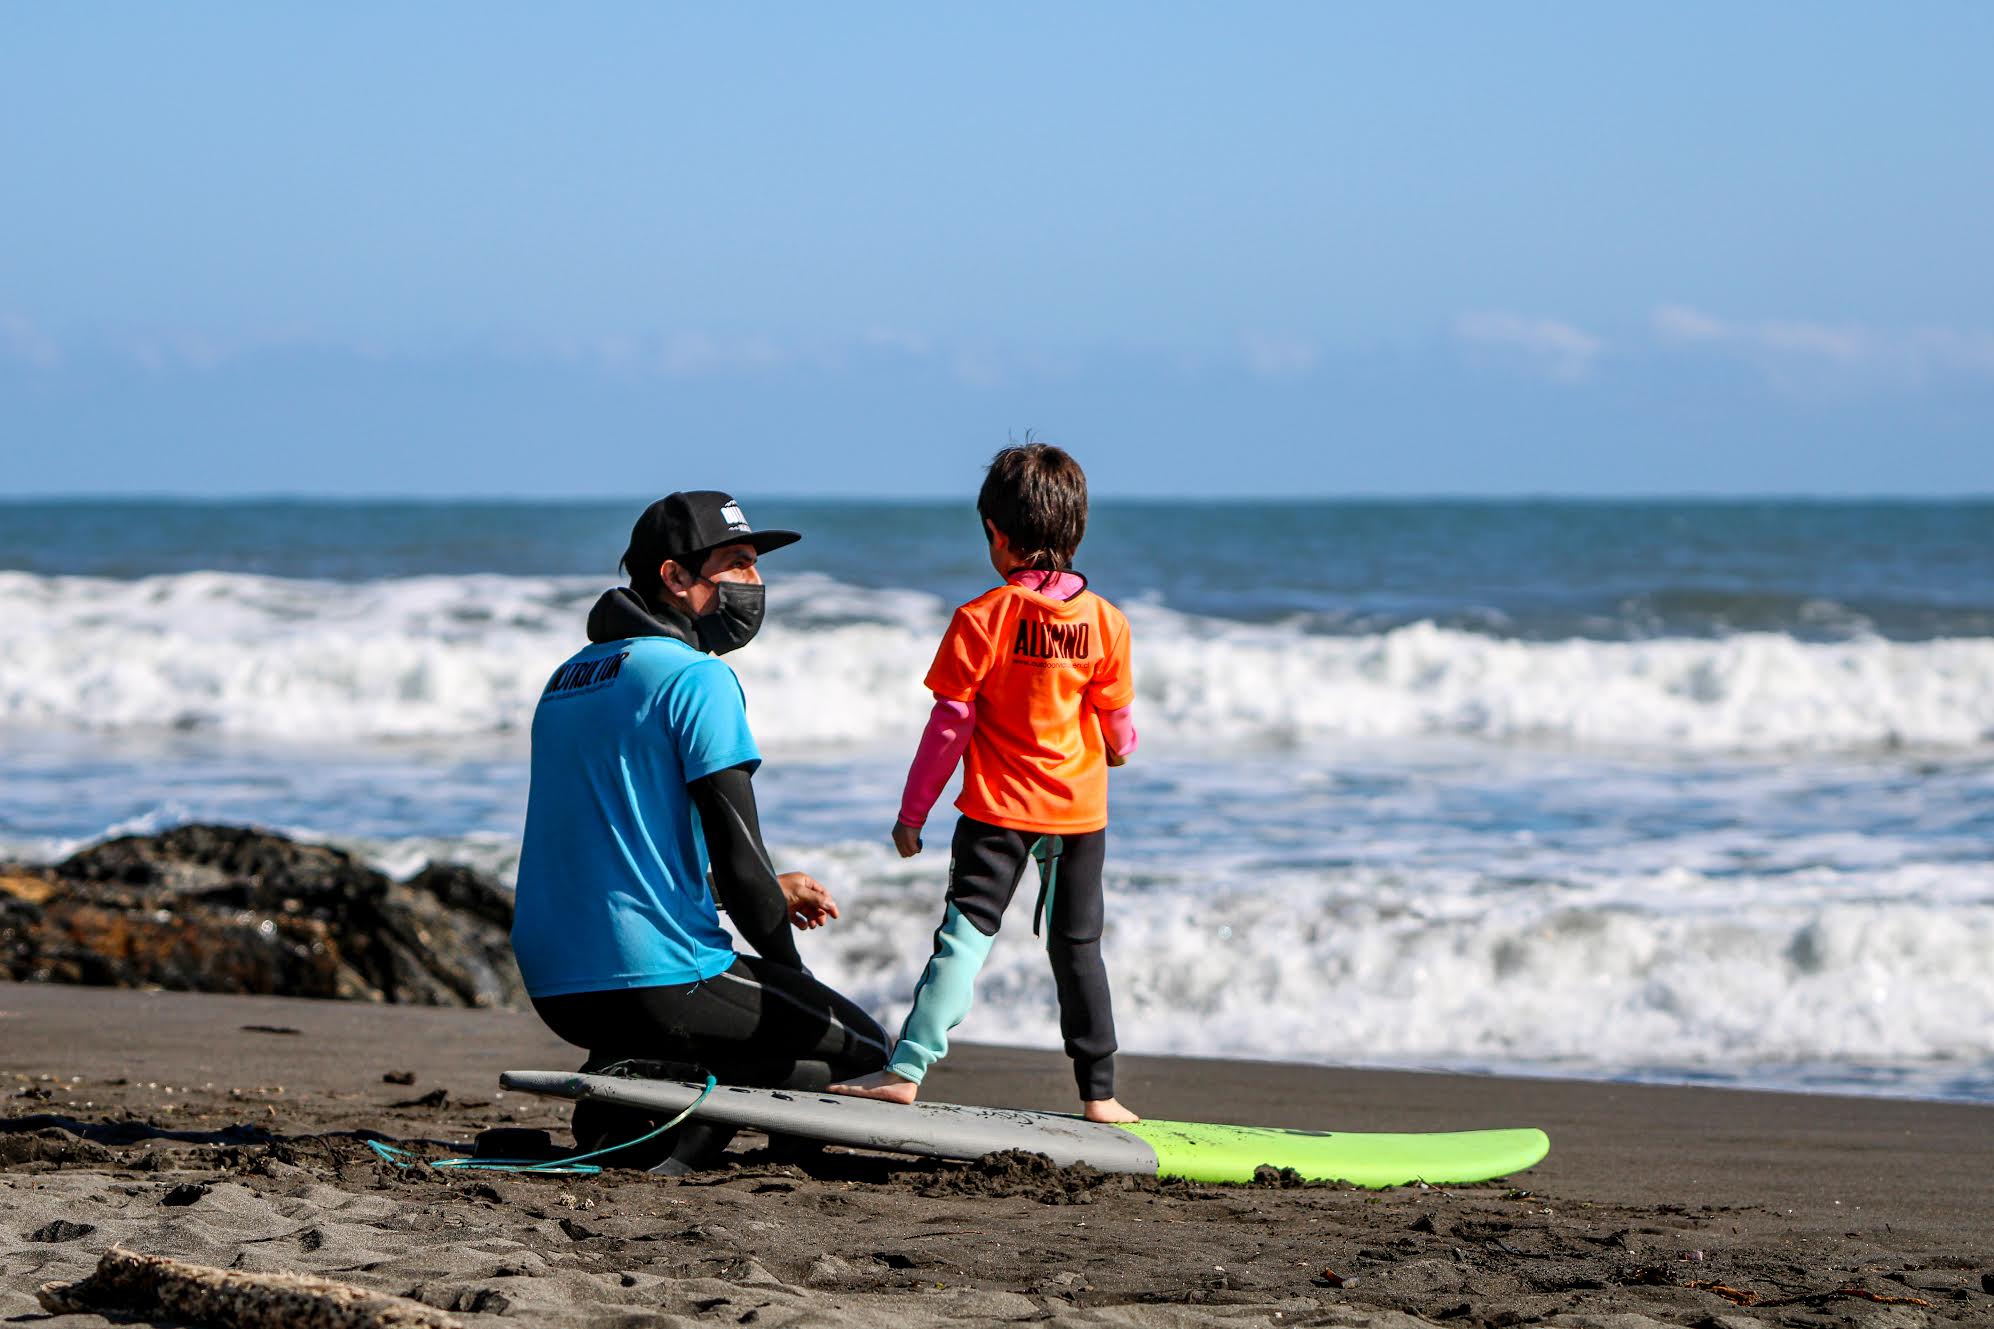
[405,862,513,930]
[1891,1270,1961,1292]
[0,1127,116,1169]
[448,1288,511,1314]
[684,1224,741,1246]
[383,1070,417,1085]
[3,825,524,1008]
[1981,1271,1994,1295]
[392,1088,450,1109]
[161,1182,211,1207]
[27,1219,95,1243]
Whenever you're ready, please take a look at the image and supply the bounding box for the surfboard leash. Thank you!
[364,1074,717,1176]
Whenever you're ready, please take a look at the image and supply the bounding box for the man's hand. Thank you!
[891,821,924,858]
[778,871,839,930]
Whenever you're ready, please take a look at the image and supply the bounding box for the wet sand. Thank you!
[4,981,1990,1326]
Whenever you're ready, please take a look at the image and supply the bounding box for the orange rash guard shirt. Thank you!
[923,582,1135,835]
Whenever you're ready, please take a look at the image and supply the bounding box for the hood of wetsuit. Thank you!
[585,586,698,647]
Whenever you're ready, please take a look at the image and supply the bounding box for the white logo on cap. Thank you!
[720,501,750,531]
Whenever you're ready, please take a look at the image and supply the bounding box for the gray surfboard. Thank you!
[500,1070,1160,1172]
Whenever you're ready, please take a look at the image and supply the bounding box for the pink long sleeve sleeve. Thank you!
[1099,703,1138,758]
[897,697,976,828]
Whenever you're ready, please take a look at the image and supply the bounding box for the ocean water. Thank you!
[2,498,1991,1103]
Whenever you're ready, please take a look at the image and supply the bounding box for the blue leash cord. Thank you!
[365,1074,718,1176]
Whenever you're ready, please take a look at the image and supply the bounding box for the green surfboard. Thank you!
[1118,1119,1550,1187]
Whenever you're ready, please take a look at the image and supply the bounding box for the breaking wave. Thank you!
[3,570,1993,752]
[783,850,1994,1099]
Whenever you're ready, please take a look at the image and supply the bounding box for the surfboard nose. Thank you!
[1116,1120,1552,1187]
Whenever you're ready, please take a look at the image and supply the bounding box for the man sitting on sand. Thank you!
[511,491,890,1173]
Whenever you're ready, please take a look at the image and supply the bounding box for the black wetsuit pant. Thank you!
[533,955,890,1162]
[941,815,1118,1100]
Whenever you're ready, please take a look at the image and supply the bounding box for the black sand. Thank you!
[4,982,1990,1326]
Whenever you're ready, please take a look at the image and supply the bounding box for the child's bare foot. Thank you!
[827,1070,919,1104]
[1083,1097,1140,1123]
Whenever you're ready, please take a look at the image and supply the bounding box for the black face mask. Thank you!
[693,578,765,655]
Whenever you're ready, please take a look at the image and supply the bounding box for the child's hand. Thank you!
[778,871,840,930]
[891,821,924,858]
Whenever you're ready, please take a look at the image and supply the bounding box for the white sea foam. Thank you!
[278,822,1994,1091]
[779,849,1994,1089]
[6,780,1988,1097]
[3,571,1994,752]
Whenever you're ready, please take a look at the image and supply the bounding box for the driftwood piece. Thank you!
[38,1245,463,1328]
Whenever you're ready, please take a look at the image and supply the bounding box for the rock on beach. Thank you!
[0,825,522,1008]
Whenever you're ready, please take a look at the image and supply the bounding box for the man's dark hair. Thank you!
[977,441,1089,571]
[619,550,664,610]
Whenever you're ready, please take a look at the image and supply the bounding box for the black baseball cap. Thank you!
[621,491,801,581]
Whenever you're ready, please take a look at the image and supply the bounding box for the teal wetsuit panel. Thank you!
[1030,835,1060,937]
[887,903,996,1084]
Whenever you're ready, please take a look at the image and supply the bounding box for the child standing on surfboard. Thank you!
[831,442,1140,1123]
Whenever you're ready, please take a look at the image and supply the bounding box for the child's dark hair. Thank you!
[977,442,1088,571]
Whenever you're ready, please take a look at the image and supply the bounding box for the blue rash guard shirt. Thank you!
[512,635,760,998]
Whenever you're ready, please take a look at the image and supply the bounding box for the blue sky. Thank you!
[3,5,1990,496]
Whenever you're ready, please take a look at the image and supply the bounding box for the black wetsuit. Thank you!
[893,815,1117,1100]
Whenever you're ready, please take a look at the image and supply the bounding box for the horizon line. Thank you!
[4,490,1992,506]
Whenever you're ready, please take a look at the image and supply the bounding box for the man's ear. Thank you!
[660,559,693,593]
